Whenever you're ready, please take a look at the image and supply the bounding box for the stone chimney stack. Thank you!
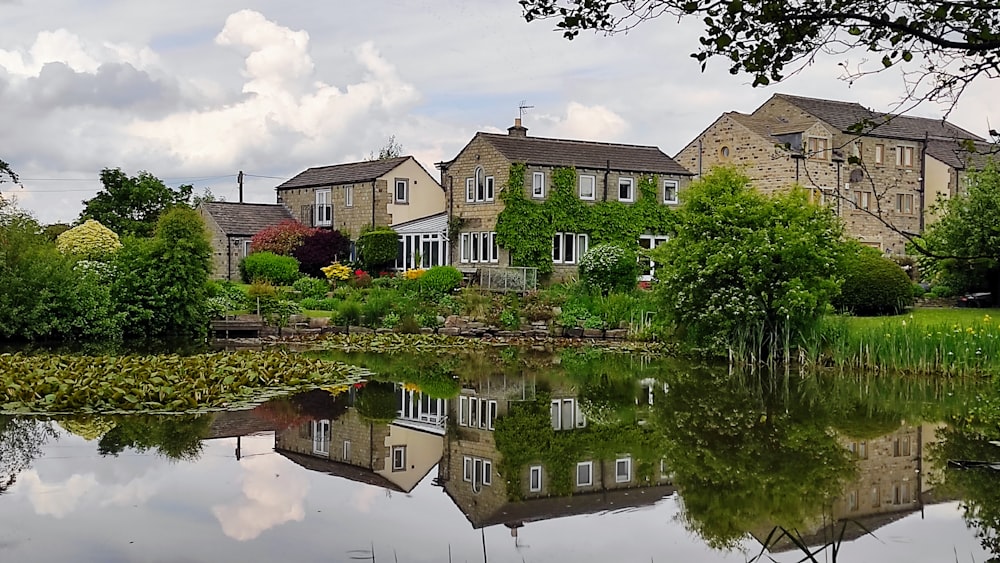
[508,117,528,138]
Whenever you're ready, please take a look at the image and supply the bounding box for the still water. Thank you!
[1,349,998,562]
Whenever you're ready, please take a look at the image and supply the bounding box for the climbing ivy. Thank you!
[496,163,675,275]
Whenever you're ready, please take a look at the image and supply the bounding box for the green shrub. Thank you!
[396,314,421,334]
[929,284,956,298]
[911,283,926,298]
[299,297,322,310]
[292,277,329,299]
[240,252,300,285]
[361,288,394,327]
[836,248,914,315]
[419,266,463,297]
[338,299,362,326]
[356,382,398,423]
[578,243,639,295]
[356,227,398,272]
[319,297,340,311]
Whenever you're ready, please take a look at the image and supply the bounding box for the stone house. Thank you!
[198,201,295,280]
[675,93,985,254]
[437,119,693,280]
[275,156,447,269]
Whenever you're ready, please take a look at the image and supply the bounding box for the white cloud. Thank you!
[533,102,630,142]
[17,470,98,518]
[212,455,309,541]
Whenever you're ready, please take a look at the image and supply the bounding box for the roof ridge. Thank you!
[774,92,868,109]
[479,132,663,151]
[303,155,409,172]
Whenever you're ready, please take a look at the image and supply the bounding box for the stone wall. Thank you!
[277,180,392,239]
[198,207,244,280]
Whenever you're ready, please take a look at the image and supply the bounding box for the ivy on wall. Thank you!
[496,163,675,274]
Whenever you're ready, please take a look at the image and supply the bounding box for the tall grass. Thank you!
[803,313,1000,376]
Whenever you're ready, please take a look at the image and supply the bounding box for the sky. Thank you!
[1,0,997,225]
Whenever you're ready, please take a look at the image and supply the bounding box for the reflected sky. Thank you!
[0,430,989,563]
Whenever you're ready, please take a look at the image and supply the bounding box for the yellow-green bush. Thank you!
[56,219,122,260]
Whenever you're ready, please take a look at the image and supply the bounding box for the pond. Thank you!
[2,347,999,562]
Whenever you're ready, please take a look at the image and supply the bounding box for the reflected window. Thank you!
[392,445,406,471]
[576,461,593,487]
[311,420,330,456]
[529,466,543,492]
[615,458,632,483]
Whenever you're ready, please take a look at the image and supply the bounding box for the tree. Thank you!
[651,167,846,360]
[0,417,57,494]
[922,159,1000,302]
[292,229,350,278]
[112,207,212,338]
[0,158,18,190]
[56,219,122,261]
[367,135,404,161]
[519,0,1000,106]
[250,220,313,256]
[79,168,193,238]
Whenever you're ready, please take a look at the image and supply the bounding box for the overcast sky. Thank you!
[2,1,997,225]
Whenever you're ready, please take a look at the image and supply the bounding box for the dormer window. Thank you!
[807,137,829,160]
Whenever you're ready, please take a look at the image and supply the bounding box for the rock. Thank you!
[605,329,628,340]
[351,327,375,335]
[567,327,584,338]
[289,314,307,324]
[419,327,436,335]
[583,328,604,339]
[445,315,466,328]
[322,325,347,334]
[438,327,461,336]
[308,317,330,329]
[376,328,393,334]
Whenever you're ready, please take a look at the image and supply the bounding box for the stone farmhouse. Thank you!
[198,201,294,280]
[275,156,447,269]
[437,119,693,280]
[675,93,986,254]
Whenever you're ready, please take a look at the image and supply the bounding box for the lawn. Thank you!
[838,307,999,330]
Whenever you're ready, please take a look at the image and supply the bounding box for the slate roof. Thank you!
[275,449,406,493]
[478,133,692,176]
[772,94,984,141]
[276,156,411,190]
[926,138,995,170]
[200,201,294,237]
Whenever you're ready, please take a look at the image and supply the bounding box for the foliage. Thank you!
[321,261,353,282]
[403,268,425,280]
[519,0,1000,106]
[497,163,673,275]
[356,227,399,272]
[98,414,211,460]
[835,245,914,315]
[368,134,404,161]
[0,416,57,494]
[239,251,300,285]
[337,299,362,326]
[292,228,350,277]
[418,265,464,298]
[292,276,329,300]
[0,158,18,187]
[249,220,313,256]
[923,160,1000,303]
[355,381,398,423]
[111,207,213,339]
[56,219,122,260]
[0,351,369,413]
[578,243,639,295]
[79,168,192,237]
[260,299,302,331]
[42,223,71,241]
[652,167,846,360]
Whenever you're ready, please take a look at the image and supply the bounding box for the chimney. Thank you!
[508,117,528,138]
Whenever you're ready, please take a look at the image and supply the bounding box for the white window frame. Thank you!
[663,179,678,204]
[552,233,589,265]
[576,461,593,487]
[315,190,332,227]
[618,177,634,203]
[391,445,406,471]
[460,232,498,264]
[342,440,351,461]
[529,465,543,492]
[394,178,409,204]
[895,193,914,214]
[312,420,330,455]
[486,176,495,202]
[345,185,354,208]
[466,178,475,202]
[579,174,596,201]
[532,172,545,198]
[638,234,669,281]
[807,137,830,160]
[242,240,252,257]
[615,457,632,483]
[896,145,915,168]
[855,190,872,211]
[874,143,885,165]
[463,456,473,482]
[482,460,492,486]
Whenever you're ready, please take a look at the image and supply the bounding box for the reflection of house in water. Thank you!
[275,388,444,493]
[759,422,951,551]
[440,375,675,531]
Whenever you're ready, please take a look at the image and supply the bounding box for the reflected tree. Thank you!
[0,416,57,494]
[97,414,212,461]
[654,370,856,549]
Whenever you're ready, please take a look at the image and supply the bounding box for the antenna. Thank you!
[518,100,534,120]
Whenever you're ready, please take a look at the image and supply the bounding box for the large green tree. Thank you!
[651,167,846,360]
[79,168,193,237]
[519,0,1000,106]
[922,160,1000,302]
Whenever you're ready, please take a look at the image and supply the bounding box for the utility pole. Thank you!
[238,170,244,203]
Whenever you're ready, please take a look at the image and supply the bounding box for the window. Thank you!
[848,490,859,511]
[463,456,492,488]
[392,445,406,471]
[242,240,252,257]
[807,137,829,160]
[893,436,911,457]
[663,180,678,204]
[810,187,833,206]
[576,461,593,487]
[463,457,473,482]
[458,396,497,430]
[579,174,596,200]
[394,178,409,204]
[395,233,447,270]
[848,441,869,460]
[459,232,498,264]
[342,440,351,461]
[892,482,911,505]
[895,193,914,214]
[618,177,634,202]
[871,486,881,508]
[311,420,330,455]
[345,185,353,207]
[720,146,731,159]
[466,178,474,202]
[615,457,632,483]
[551,398,587,430]
[638,234,669,281]
[529,466,543,492]
[874,144,885,165]
[552,233,589,264]
[532,172,545,198]
[897,145,915,168]
[466,168,494,203]
[486,176,495,202]
[854,190,871,210]
[853,141,863,160]
[315,190,332,226]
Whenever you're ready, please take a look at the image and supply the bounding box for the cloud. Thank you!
[534,102,629,142]
[17,470,99,518]
[212,455,309,541]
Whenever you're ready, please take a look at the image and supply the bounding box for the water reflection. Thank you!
[0,351,997,561]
